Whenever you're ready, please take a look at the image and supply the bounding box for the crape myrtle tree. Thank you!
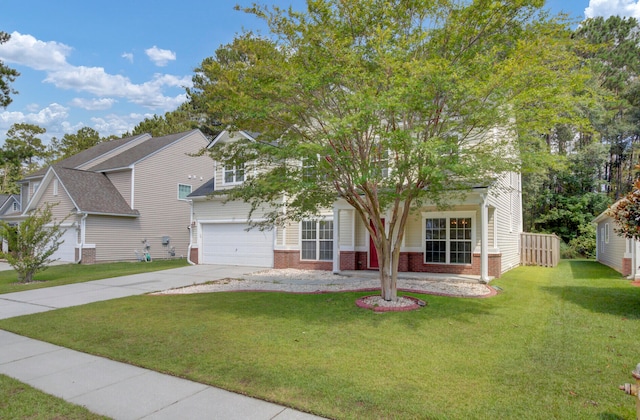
[0,203,67,283]
[189,0,584,301]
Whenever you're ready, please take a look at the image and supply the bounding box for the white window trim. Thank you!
[222,162,245,185]
[422,211,476,265]
[299,218,334,261]
[53,179,59,196]
[177,183,192,201]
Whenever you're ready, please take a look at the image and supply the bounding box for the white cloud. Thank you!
[0,32,71,71]
[0,103,71,143]
[44,67,191,111]
[91,112,154,136]
[69,97,116,110]
[145,46,176,67]
[0,32,191,112]
[586,0,640,18]
[122,52,134,63]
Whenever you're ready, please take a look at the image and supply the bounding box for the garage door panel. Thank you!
[202,223,273,267]
[51,228,76,263]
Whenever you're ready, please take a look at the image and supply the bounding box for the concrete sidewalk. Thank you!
[0,264,325,419]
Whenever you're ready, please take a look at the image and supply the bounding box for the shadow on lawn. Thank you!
[541,284,640,319]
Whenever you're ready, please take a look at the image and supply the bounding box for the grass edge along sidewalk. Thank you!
[0,260,638,418]
[0,373,109,419]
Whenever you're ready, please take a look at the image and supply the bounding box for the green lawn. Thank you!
[0,260,638,419]
[0,374,109,419]
[0,259,189,295]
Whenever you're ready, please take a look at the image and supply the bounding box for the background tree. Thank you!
[0,203,67,283]
[0,31,19,108]
[48,127,102,162]
[190,1,583,301]
[128,102,220,139]
[0,123,47,194]
[4,123,48,170]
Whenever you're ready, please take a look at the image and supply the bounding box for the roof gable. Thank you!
[27,166,138,217]
[25,133,152,179]
[89,130,205,172]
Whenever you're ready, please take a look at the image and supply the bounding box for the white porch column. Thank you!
[333,207,340,273]
[480,194,489,283]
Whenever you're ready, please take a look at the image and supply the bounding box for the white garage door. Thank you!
[201,223,274,267]
[51,228,77,263]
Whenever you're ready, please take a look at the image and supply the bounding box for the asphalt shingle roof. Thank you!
[53,166,139,216]
[26,134,150,178]
[89,130,198,171]
[188,177,215,197]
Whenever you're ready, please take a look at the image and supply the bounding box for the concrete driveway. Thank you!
[0,264,264,320]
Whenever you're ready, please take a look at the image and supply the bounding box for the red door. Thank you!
[369,219,385,269]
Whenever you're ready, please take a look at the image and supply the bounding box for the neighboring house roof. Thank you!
[24,133,151,179]
[51,166,139,216]
[90,130,200,172]
[0,194,19,215]
[188,177,215,198]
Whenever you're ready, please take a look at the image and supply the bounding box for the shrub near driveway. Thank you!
[0,259,189,295]
[0,260,638,419]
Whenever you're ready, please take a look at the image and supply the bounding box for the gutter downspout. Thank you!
[187,199,195,265]
[480,193,489,284]
[75,212,87,264]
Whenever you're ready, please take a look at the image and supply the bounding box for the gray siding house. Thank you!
[3,130,212,263]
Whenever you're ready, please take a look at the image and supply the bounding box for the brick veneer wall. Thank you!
[271,249,502,278]
[274,250,333,270]
[81,248,96,265]
[189,247,199,264]
[622,257,632,277]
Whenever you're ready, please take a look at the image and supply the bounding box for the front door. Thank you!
[369,219,385,269]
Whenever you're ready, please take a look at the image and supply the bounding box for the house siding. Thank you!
[106,170,132,207]
[85,216,142,261]
[34,178,76,222]
[596,215,626,274]
[488,171,522,273]
[126,131,210,261]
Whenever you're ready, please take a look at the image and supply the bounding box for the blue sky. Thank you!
[0,0,636,144]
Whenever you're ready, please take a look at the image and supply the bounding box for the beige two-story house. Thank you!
[3,129,212,263]
[188,130,523,282]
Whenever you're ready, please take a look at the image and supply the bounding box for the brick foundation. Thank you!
[623,257,632,277]
[190,247,199,264]
[274,250,333,270]
[80,247,96,265]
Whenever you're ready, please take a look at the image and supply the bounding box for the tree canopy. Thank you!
[189,0,582,300]
[0,31,19,108]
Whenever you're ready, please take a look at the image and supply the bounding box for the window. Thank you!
[12,202,18,212]
[301,220,333,261]
[424,213,473,264]
[605,223,610,244]
[53,179,58,196]
[301,156,317,182]
[178,184,192,200]
[224,162,245,184]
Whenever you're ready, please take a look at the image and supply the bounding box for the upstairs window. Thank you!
[224,162,245,184]
[178,184,192,200]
